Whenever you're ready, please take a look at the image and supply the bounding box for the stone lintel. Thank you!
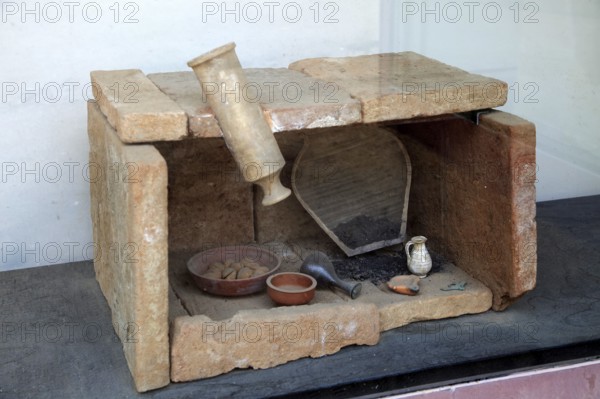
[91,69,187,143]
[148,68,362,138]
[289,52,508,123]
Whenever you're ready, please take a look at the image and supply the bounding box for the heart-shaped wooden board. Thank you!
[292,125,412,256]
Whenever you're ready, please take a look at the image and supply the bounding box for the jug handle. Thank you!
[405,239,414,265]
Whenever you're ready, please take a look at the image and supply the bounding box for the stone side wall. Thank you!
[88,102,170,391]
[153,139,254,253]
[395,111,536,310]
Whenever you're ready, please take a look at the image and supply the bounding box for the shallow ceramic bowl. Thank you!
[266,272,317,306]
[187,245,281,296]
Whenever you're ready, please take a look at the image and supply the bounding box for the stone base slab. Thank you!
[170,303,380,382]
[168,244,492,382]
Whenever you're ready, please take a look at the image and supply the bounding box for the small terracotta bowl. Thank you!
[266,272,317,306]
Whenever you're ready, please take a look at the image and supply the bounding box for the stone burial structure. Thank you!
[87,48,536,392]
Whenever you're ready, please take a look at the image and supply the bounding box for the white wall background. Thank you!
[1,0,598,270]
[380,0,600,201]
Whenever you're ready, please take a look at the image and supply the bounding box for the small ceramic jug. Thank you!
[405,236,432,278]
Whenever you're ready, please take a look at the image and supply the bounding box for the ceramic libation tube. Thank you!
[187,42,291,206]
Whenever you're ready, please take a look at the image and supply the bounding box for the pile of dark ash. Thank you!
[332,215,401,249]
[333,249,447,286]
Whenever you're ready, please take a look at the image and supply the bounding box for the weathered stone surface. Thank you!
[290,52,508,123]
[482,111,537,299]
[147,71,221,138]
[394,110,536,310]
[170,302,380,382]
[148,68,361,138]
[361,264,493,331]
[169,284,189,322]
[88,102,170,391]
[91,69,187,143]
[249,68,362,131]
[153,138,254,253]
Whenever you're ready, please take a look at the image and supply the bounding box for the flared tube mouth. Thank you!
[187,42,236,68]
[255,173,292,206]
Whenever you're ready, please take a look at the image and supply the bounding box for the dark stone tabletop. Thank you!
[1,195,599,399]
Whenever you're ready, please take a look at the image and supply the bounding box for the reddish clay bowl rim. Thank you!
[266,272,317,305]
[187,245,281,296]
